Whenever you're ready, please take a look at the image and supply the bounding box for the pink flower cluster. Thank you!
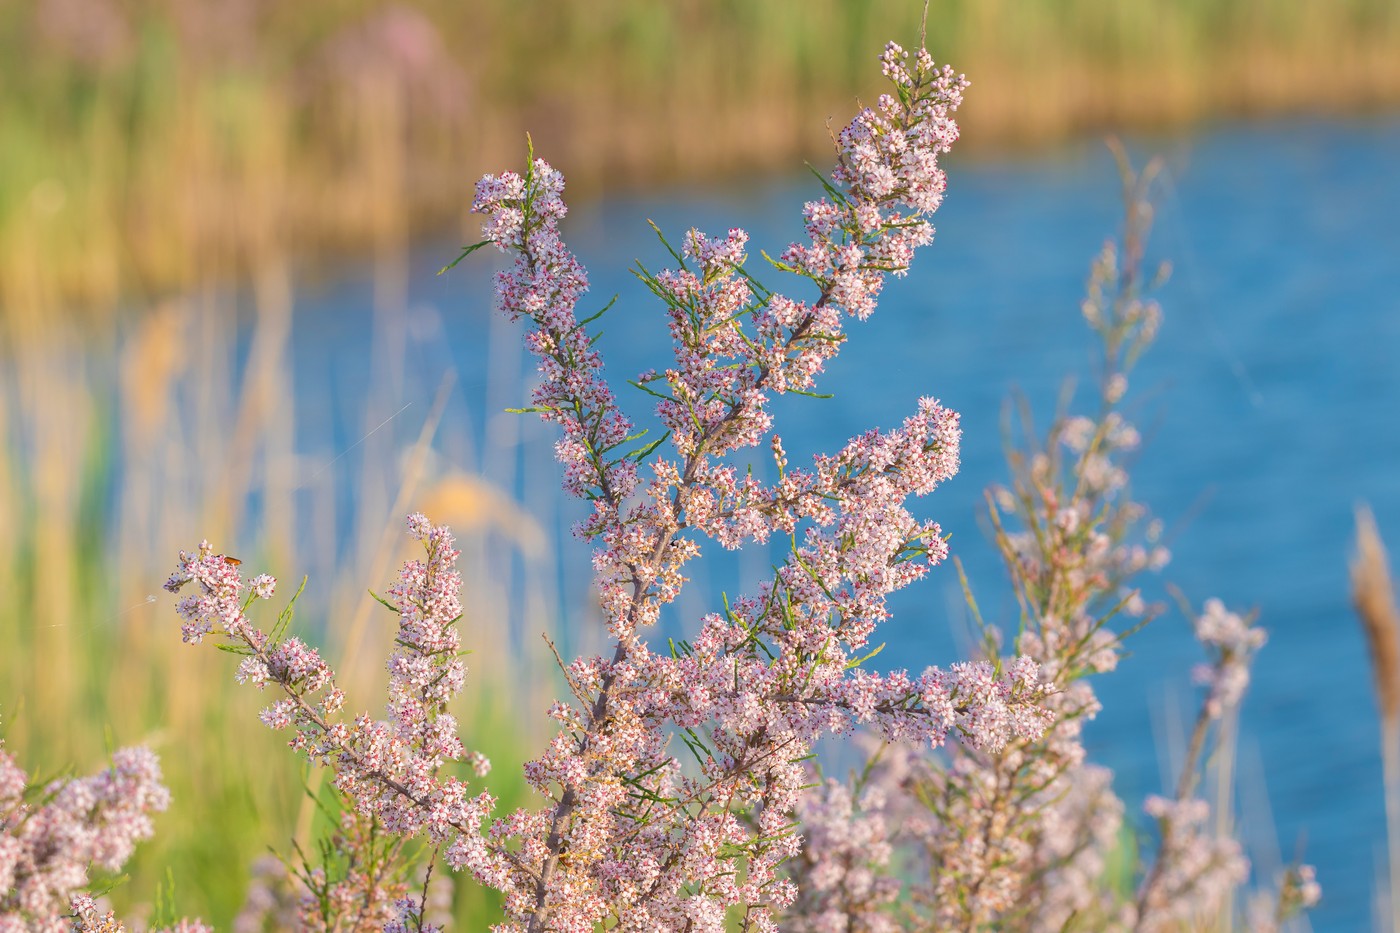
[69,894,211,933]
[1127,597,1275,931]
[1133,796,1249,931]
[786,777,902,933]
[0,740,171,931]
[1191,598,1268,719]
[164,519,499,927]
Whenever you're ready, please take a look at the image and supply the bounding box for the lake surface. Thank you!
[291,115,1400,930]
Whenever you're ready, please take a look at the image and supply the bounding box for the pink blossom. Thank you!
[165,515,501,927]
[1133,795,1249,932]
[1,743,171,928]
[1191,598,1267,719]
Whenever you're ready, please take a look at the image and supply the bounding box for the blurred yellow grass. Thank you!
[3,0,1400,318]
[0,246,557,923]
[420,472,548,560]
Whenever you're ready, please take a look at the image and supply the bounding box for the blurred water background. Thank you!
[3,1,1399,928]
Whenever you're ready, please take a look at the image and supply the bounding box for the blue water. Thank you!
[292,115,1400,930]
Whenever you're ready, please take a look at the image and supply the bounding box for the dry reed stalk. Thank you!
[1355,505,1400,722]
[1352,503,1400,932]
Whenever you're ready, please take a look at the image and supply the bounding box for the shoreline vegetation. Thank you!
[4,0,1400,322]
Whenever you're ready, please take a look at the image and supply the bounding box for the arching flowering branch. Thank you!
[462,42,1053,932]
[163,519,503,931]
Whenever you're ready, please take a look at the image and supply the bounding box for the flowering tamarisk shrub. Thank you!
[784,153,1321,932]
[0,733,187,931]
[157,40,1055,931]
[460,40,1053,931]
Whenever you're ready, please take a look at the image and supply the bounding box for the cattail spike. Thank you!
[1352,504,1400,724]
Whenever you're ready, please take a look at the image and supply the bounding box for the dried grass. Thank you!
[1353,504,1400,724]
[1352,503,1400,932]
